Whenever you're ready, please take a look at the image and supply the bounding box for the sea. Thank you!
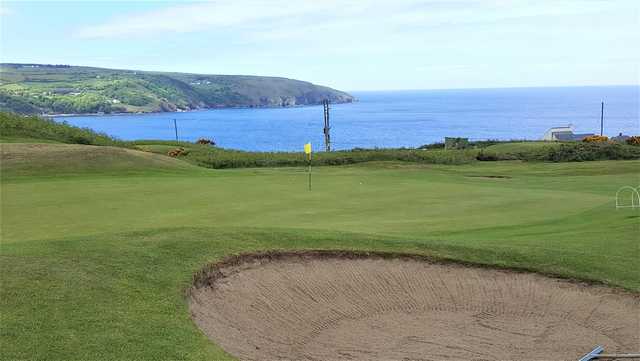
[55,86,639,152]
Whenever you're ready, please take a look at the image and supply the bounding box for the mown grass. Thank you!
[1,113,640,360]
[2,141,639,360]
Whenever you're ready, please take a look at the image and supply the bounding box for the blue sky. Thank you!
[1,0,638,91]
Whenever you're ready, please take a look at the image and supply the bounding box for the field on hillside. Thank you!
[0,63,354,115]
[1,140,639,360]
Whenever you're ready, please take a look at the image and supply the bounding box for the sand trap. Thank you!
[189,252,639,361]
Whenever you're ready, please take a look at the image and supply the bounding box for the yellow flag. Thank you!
[304,143,312,154]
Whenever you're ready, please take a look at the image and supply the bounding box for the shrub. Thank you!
[582,135,609,143]
[167,147,188,157]
[418,142,445,150]
[196,138,215,145]
[544,142,640,162]
[626,136,640,146]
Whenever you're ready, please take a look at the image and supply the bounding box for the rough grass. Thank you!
[477,141,640,161]
[2,112,638,169]
[138,144,479,168]
[1,143,199,178]
[0,112,128,147]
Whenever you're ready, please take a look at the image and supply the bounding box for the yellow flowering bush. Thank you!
[624,136,640,146]
[582,135,609,143]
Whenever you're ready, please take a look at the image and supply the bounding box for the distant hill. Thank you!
[0,63,354,115]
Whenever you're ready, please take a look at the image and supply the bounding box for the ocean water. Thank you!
[56,86,639,152]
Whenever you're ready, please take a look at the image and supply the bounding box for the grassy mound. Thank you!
[1,143,198,178]
[0,112,127,146]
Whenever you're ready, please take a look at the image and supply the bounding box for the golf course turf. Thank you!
[1,142,639,360]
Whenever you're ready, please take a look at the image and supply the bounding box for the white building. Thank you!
[542,125,595,141]
[543,125,574,141]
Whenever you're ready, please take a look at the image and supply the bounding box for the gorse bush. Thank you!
[196,138,215,145]
[0,111,128,147]
[582,135,609,143]
[167,147,188,157]
[544,142,640,162]
[626,136,640,146]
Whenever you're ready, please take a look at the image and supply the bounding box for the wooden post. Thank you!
[600,102,604,136]
[323,100,331,152]
[308,158,312,191]
[173,119,179,142]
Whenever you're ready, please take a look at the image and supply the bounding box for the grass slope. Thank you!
[1,140,639,360]
[1,143,199,178]
[0,64,354,114]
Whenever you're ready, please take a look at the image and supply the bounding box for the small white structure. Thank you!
[542,124,595,141]
[616,186,640,209]
[543,125,574,141]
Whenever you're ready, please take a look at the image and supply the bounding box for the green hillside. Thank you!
[0,63,354,115]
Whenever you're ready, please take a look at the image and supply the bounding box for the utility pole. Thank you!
[323,99,331,152]
[173,119,179,142]
[600,102,604,136]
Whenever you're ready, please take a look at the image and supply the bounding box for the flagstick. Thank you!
[308,153,312,191]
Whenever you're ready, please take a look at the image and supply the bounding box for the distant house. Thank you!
[611,133,630,142]
[542,125,594,141]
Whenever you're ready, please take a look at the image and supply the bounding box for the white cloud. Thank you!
[76,0,617,40]
[76,0,363,39]
[0,4,12,16]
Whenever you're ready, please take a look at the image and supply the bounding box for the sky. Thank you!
[0,0,638,91]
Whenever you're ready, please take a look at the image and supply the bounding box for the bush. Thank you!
[583,135,609,143]
[626,136,640,146]
[167,147,188,157]
[158,146,479,169]
[418,142,445,150]
[544,142,640,162]
[196,138,215,145]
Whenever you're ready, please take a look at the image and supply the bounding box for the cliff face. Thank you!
[0,64,355,115]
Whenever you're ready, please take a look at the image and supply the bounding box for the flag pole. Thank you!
[308,152,312,191]
[304,142,312,191]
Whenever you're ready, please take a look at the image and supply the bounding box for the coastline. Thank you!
[45,99,357,118]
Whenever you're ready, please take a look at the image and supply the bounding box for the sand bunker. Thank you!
[189,252,639,361]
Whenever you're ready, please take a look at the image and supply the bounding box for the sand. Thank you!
[189,252,640,361]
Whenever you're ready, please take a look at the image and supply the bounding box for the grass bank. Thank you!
[3,112,639,170]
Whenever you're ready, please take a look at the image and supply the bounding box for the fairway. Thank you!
[1,143,639,360]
